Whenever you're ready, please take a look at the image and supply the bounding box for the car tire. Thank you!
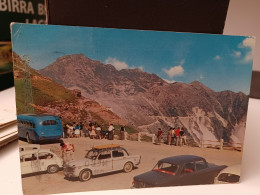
[47,165,59,174]
[79,169,92,182]
[123,162,133,173]
[26,133,32,144]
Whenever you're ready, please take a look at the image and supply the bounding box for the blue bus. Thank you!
[17,114,63,143]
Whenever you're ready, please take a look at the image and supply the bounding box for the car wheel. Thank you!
[123,162,133,173]
[79,169,92,182]
[47,165,59,174]
[26,133,32,144]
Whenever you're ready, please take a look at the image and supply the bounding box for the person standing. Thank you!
[157,128,163,145]
[180,127,187,146]
[108,124,115,140]
[171,128,176,145]
[95,125,101,139]
[79,122,84,137]
[74,124,80,138]
[167,128,172,145]
[89,124,96,139]
[60,141,75,163]
[175,127,180,146]
[120,126,125,140]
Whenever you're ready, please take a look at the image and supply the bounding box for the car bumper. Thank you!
[63,167,77,178]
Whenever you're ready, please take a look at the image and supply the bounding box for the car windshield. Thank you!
[85,150,99,159]
[153,162,177,175]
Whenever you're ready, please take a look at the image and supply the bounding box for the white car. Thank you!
[64,144,141,181]
[20,148,63,175]
[214,164,241,184]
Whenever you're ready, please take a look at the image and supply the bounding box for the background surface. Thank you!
[1,0,260,194]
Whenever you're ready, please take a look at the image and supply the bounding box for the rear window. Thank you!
[42,120,57,126]
[218,173,240,183]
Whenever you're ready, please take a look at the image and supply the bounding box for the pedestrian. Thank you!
[95,125,101,139]
[175,127,180,146]
[180,127,187,146]
[157,128,163,145]
[79,122,84,137]
[84,121,89,137]
[63,124,68,138]
[167,127,172,145]
[89,124,96,139]
[74,124,80,138]
[108,124,115,140]
[171,128,176,145]
[60,141,75,163]
[120,126,125,140]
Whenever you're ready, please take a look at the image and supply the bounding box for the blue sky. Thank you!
[12,23,255,94]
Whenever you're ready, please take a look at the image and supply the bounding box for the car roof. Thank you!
[20,148,51,155]
[92,144,122,150]
[159,155,205,164]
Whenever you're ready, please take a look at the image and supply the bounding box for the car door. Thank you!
[112,149,126,171]
[94,151,113,174]
[194,160,213,184]
[179,161,197,185]
[38,152,56,171]
[20,153,40,174]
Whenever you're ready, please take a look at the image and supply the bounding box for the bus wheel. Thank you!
[26,133,32,144]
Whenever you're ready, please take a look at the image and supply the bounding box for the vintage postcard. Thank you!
[11,23,254,195]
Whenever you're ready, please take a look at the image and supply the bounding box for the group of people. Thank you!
[157,127,187,146]
[63,121,126,140]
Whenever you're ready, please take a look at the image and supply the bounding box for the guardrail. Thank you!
[124,132,243,151]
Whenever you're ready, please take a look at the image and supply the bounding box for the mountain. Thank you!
[13,52,125,126]
[39,54,249,144]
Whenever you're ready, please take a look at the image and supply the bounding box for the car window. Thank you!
[112,150,124,158]
[38,152,53,160]
[23,154,37,162]
[218,173,240,183]
[181,162,195,175]
[85,150,99,159]
[153,162,177,175]
[195,160,207,171]
[98,151,111,160]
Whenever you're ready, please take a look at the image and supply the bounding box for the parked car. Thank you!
[20,148,63,175]
[214,164,241,184]
[64,144,141,181]
[132,155,226,188]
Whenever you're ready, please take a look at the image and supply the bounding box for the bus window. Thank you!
[43,120,57,126]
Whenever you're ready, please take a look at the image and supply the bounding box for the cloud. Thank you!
[239,37,255,49]
[105,57,128,70]
[232,51,241,58]
[138,66,144,71]
[238,37,255,63]
[163,60,185,78]
[163,79,176,84]
[105,57,144,71]
[214,55,221,60]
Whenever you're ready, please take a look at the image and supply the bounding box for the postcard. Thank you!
[11,23,254,195]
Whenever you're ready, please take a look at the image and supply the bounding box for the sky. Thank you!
[12,23,255,94]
